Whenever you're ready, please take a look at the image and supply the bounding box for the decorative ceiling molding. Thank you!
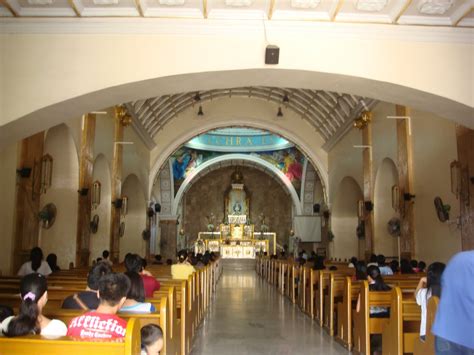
[1,0,472,28]
[127,86,375,143]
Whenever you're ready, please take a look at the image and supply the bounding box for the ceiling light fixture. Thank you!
[283,94,289,104]
[197,105,204,116]
[194,92,201,102]
[277,107,283,117]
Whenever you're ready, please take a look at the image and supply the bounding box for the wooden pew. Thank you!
[382,287,421,355]
[352,280,391,355]
[413,296,438,355]
[335,277,361,349]
[0,317,141,355]
[323,273,345,336]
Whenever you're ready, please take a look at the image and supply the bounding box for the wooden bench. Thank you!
[335,277,361,349]
[382,287,421,355]
[0,317,141,355]
[413,296,438,355]
[352,280,391,355]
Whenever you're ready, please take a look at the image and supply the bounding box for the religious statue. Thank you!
[195,234,205,254]
[259,213,269,233]
[206,213,216,232]
[177,228,187,251]
[225,169,250,221]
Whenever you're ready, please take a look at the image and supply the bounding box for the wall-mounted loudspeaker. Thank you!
[78,188,89,196]
[17,168,32,178]
[265,45,280,65]
[313,204,320,214]
[404,193,416,201]
[364,201,374,212]
[113,198,123,209]
[155,203,161,213]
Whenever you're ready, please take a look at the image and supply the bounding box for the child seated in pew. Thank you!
[376,255,393,276]
[62,261,112,310]
[125,254,161,298]
[67,273,130,339]
[1,273,67,337]
[120,272,155,313]
[415,262,445,342]
[141,324,164,355]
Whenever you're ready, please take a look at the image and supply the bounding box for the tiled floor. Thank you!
[190,260,349,355]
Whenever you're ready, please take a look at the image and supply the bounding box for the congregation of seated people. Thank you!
[257,249,474,355]
[0,246,219,354]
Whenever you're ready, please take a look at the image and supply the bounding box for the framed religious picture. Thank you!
[243,224,254,238]
[220,224,230,239]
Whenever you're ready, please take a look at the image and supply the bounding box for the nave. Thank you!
[191,260,346,355]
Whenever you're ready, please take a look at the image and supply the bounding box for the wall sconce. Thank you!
[353,111,372,130]
[40,154,53,193]
[121,196,128,216]
[357,200,364,219]
[391,185,400,212]
[115,105,132,127]
[113,198,123,209]
[92,180,101,209]
[450,160,461,199]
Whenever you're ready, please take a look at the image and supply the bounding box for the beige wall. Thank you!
[1,24,472,149]
[374,158,399,257]
[0,143,18,275]
[328,102,462,263]
[411,110,461,263]
[119,174,147,259]
[331,177,363,260]
[40,124,79,269]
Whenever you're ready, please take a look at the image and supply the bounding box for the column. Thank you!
[13,132,45,272]
[396,105,415,260]
[109,107,125,263]
[362,119,374,260]
[456,126,474,250]
[75,113,96,268]
[159,218,178,261]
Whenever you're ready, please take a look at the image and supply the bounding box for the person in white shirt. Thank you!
[119,272,155,314]
[17,247,52,277]
[415,262,445,341]
[1,273,67,337]
[377,254,394,276]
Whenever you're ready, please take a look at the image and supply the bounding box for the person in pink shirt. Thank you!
[67,273,130,339]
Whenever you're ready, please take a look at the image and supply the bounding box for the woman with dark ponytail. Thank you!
[17,247,52,277]
[0,273,67,337]
[356,265,391,317]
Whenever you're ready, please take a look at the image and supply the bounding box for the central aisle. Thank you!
[191,260,349,355]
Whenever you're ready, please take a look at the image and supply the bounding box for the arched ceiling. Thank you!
[127,86,377,142]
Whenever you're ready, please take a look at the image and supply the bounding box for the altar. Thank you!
[194,170,277,259]
[197,215,276,259]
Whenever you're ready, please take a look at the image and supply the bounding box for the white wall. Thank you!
[119,174,147,259]
[0,143,18,275]
[89,154,112,261]
[40,124,79,269]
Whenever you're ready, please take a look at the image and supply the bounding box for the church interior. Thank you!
[0,2,473,354]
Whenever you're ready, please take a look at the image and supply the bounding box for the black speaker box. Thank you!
[78,188,89,196]
[265,45,280,65]
[114,199,123,209]
[155,203,161,213]
[364,201,374,212]
[17,167,32,178]
[313,204,320,214]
